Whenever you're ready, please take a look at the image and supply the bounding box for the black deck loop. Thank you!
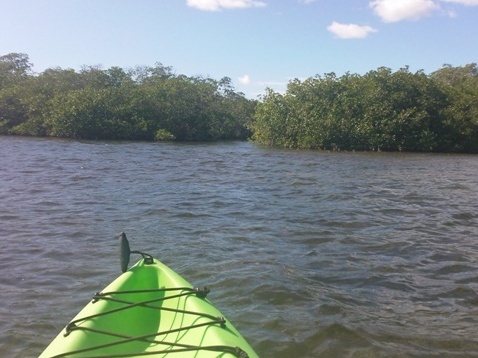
[64,322,77,337]
[217,316,227,328]
[195,286,210,298]
[235,347,250,358]
[92,292,103,303]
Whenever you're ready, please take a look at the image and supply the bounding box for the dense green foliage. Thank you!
[2,53,477,152]
[0,53,255,141]
[252,65,478,152]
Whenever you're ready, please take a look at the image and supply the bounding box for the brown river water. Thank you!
[1,136,478,357]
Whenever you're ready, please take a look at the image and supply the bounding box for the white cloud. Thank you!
[237,75,288,88]
[446,8,458,16]
[298,0,316,4]
[186,0,266,11]
[327,22,377,39]
[238,74,252,85]
[369,0,440,22]
[440,0,478,5]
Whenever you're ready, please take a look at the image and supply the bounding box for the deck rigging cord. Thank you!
[45,233,250,358]
[50,286,249,358]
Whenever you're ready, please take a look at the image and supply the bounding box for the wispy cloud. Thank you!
[440,0,478,5]
[238,75,287,87]
[186,0,266,11]
[235,75,289,97]
[238,74,252,85]
[327,22,377,39]
[369,0,440,22]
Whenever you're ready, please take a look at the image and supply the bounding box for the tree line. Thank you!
[1,53,477,152]
[0,53,255,141]
[251,64,478,153]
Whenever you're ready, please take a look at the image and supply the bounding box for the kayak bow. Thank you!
[39,233,259,358]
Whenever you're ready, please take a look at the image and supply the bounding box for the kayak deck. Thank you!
[39,259,257,357]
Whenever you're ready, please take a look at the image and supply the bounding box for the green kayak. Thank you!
[39,233,259,358]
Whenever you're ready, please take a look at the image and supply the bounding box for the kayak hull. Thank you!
[39,259,258,357]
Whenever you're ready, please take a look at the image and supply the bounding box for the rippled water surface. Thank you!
[1,136,478,357]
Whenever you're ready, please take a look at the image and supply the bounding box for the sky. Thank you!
[0,0,477,98]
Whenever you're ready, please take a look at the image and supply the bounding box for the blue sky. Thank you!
[1,0,477,98]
